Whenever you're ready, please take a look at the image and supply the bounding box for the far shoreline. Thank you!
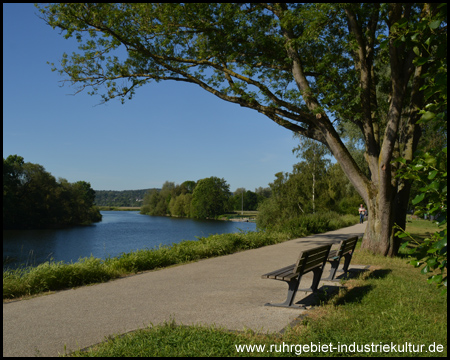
[97,206,141,211]
[97,207,257,222]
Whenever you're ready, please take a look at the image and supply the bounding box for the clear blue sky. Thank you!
[3,3,300,192]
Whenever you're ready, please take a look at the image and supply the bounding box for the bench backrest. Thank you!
[336,236,358,258]
[293,244,332,275]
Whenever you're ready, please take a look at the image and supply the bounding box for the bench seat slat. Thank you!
[262,264,294,277]
[262,264,296,280]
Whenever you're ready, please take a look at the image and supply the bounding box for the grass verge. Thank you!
[67,242,447,357]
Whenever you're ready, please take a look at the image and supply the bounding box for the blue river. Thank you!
[3,211,257,270]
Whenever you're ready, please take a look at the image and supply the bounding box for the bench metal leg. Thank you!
[323,253,354,281]
[265,277,302,308]
[322,259,340,281]
[299,267,324,292]
[342,253,352,273]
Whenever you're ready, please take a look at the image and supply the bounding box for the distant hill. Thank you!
[94,189,158,207]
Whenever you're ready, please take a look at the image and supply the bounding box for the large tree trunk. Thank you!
[362,186,395,256]
[361,181,412,257]
[391,182,413,255]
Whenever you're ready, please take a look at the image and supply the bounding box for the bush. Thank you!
[257,211,358,238]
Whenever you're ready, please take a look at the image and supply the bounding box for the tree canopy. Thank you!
[37,3,447,256]
[140,176,234,219]
[3,155,102,229]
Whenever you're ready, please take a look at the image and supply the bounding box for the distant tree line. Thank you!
[94,189,153,207]
[3,155,101,229]
[140,177,270,219]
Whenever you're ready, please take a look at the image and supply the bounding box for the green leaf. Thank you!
[431,274,443,284]
[412,193,425,205]
[414,57,428,66]
[397,232,410,238]
[428,170,438,180]
[421,111,436,121]
[400,241,410,250]
[429,181,440,191]
[429,20,441,29]
[432,238,447,251]
[396,19,409,28]
[393,156,407,164]
[426,258,438,268]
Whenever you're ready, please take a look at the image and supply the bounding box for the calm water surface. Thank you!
[3,211,256,270]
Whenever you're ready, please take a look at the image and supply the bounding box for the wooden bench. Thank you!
[322,236,358,281]
[261,244,332,308]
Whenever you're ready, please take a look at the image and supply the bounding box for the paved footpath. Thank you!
[3,223,366,357]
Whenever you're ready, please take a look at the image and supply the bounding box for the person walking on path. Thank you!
[358,204,366,224]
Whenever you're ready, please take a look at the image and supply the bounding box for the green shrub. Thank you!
[258,211,358,238]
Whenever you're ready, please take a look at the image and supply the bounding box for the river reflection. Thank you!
[3,211,256,270]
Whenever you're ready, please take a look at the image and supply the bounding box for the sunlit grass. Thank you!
[404,216,442,242]
[67,247,447,357]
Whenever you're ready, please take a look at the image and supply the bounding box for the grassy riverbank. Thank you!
[3,213,357,300]
[67,218,447,357]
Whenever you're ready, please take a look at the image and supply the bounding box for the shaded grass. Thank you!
[67,248,447,357]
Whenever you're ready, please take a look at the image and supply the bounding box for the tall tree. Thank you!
[38,3,447,256]
[191,176,231,219]
[293,137,331,213]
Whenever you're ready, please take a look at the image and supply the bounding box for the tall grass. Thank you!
[3,213,358,300]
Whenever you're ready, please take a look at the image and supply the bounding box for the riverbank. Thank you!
[97,207,258,222]
[3,215,357,300]
[96,206,141,211]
